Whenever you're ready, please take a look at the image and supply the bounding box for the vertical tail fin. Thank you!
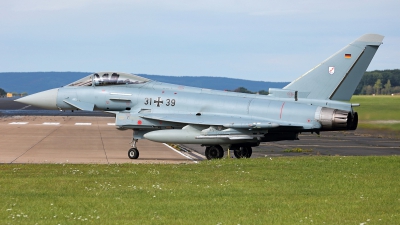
[284,34,384,101]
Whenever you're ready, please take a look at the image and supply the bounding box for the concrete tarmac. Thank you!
[183,130,400,158]
[0,116,195,164]
[1,97,399,163]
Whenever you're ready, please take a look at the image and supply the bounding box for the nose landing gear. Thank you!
[128,138,139,159]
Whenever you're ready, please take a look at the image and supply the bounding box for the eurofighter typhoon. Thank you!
[16,34,384,160]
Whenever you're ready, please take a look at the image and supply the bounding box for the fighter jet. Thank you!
[16,34,384,160]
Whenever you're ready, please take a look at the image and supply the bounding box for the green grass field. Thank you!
[1,95,399,224]
[351,95,400,131]
[1,157,399,224]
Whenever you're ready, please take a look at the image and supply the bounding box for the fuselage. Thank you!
[54,80,355,134]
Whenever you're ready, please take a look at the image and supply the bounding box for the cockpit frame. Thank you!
[67,72,150,87]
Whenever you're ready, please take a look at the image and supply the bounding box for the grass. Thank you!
[351,95,400,131]
[1,157,400,224]
[283,147,313,153]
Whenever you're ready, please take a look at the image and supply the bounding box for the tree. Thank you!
[392,86,400,94]
[258,90,269,95]
[0,88,6,96]
[374,79,382,95]
[365,85,374,95]
[383,80,391,95]
[233,87,253,94]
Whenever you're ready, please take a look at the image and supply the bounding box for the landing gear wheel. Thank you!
[205,145,224,160]
[234,146,252,158]
[233,147,246,158]
[128,148,139,159]
[245,146,252,158]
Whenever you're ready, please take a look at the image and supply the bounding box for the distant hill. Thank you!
[0,72,90,94]
[0,72,289,94]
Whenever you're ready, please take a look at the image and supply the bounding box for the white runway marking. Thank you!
[18,105,31,110]
[75,123,92,125]
[9,122,28,125]
[107,123,115,125]
[163,143,198,163]
[42,122,60,125]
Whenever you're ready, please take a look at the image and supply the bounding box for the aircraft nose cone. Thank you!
[15,88,59,110]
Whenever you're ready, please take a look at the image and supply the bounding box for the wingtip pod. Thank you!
[284,33,384,101]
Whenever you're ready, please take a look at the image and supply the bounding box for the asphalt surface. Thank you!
[182,130,400,158]
[1,97,400,163]
[0,116,197,164]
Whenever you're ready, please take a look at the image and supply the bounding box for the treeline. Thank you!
[230,87,269,95]
[354,69,400,95]
[0,88,6,96]
[0,88,28,97]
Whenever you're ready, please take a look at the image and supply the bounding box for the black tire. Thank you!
[128,148,139,159]
[205,145,224,160]
[245,146,252,158]
[233,146,252,158]
[205,147,210,159]
[233,146,246,158]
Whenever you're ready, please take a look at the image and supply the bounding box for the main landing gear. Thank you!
[205,145,224,160]
[205,145,253,160]
[232,146,252,159]
[128,139,139,159]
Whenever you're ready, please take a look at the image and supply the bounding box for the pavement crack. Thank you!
[10,117,71,163]
[97,119,109,164]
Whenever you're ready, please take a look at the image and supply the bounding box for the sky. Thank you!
[1,0,399,82]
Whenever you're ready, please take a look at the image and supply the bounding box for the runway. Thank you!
[0,116,197,164]
[1,97,400,164]
[183,130,400,158]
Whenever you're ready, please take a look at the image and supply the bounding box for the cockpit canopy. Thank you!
[67,72,150,87]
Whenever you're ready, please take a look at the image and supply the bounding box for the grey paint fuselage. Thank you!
[57,81,335,128]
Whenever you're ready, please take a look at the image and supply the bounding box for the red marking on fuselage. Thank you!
[280,102,285,119]
[137,120,142,125]
[287,92,294,97]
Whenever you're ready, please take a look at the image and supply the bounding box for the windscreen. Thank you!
[93,72,149,86]
[67,75,93,86]
[67,72,150,87]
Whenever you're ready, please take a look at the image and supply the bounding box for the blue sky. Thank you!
[1,0,399,82]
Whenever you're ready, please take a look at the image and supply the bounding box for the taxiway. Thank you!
[0,116,197,164]
[1,97,399,164]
